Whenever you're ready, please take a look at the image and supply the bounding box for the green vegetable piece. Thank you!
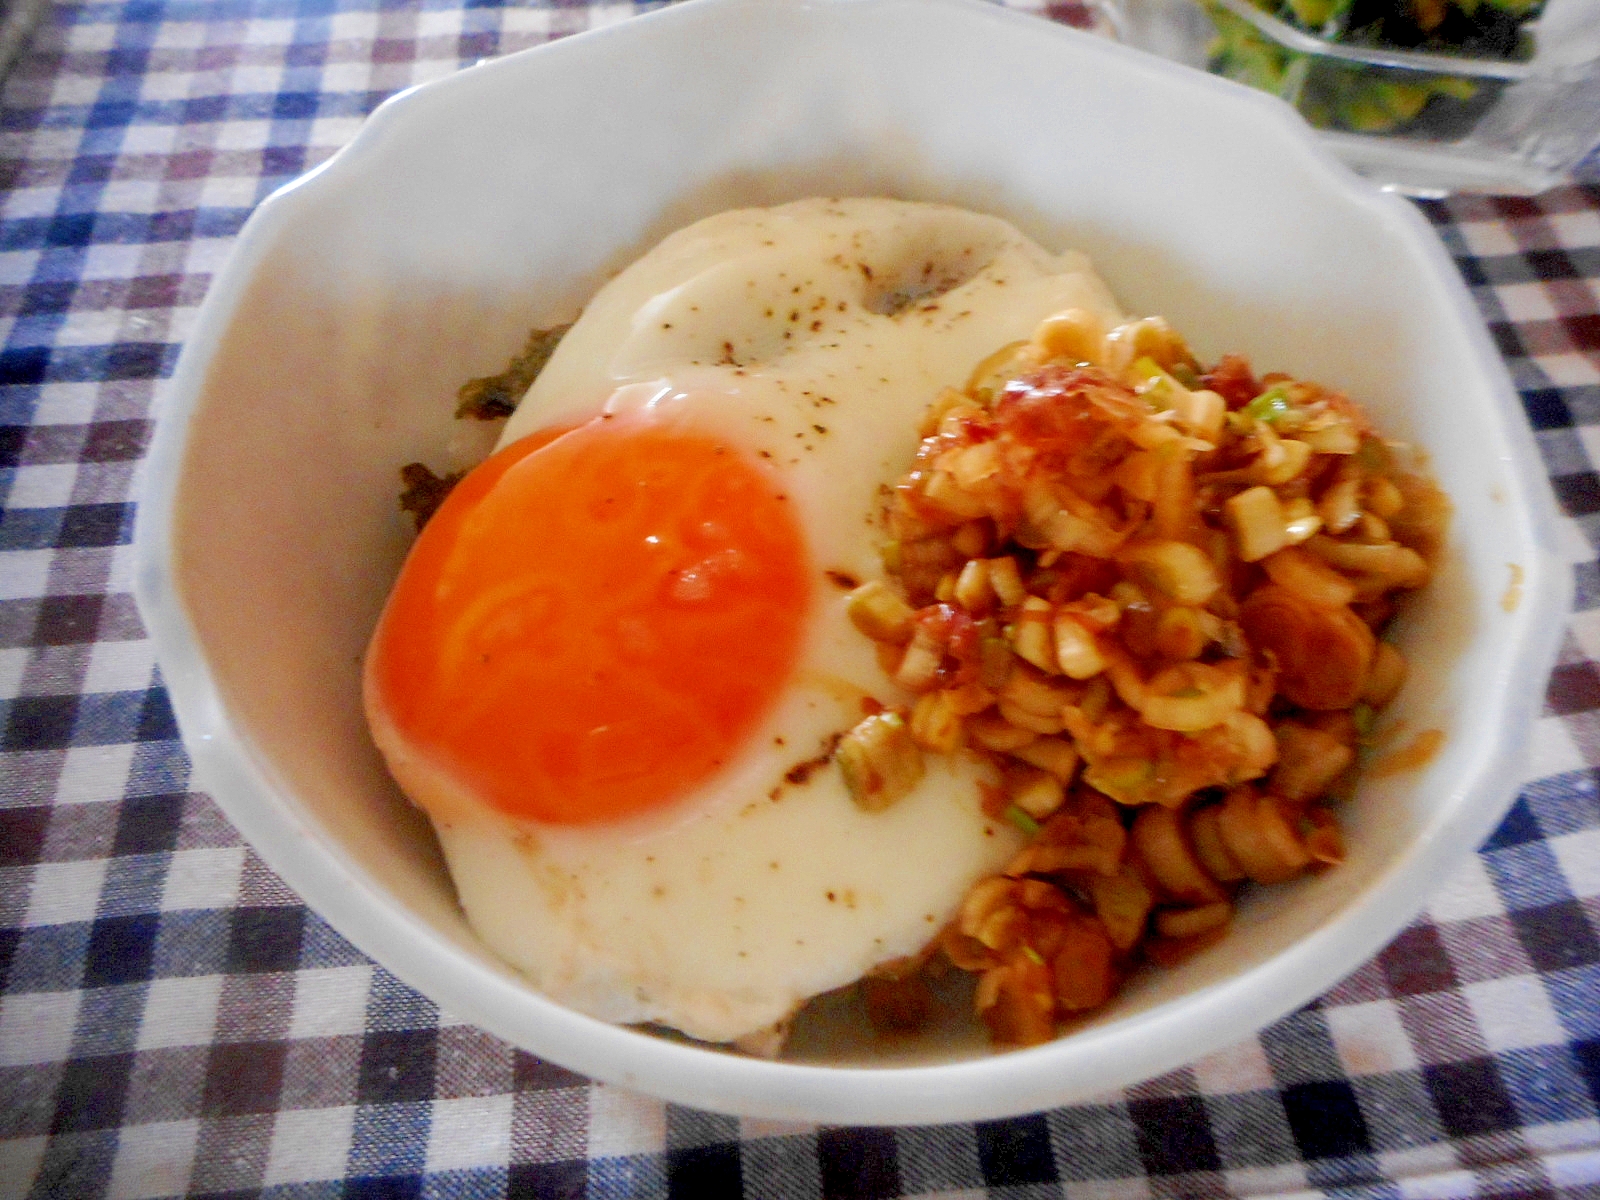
[1317,0,1356,34]
[1005,804,1042,837]
[1432,76,1479,101]
[1130,355,1166,382]
[1284,0,1336,28]
[1133,356,1185,412]
[1276,54,1312,103]
[1244,384,1295,423]
[1206,4,1290,92]
[1338,91,1402,133]
[1371,80,1430,122]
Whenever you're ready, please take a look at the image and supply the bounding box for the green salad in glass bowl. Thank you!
[1110,0,1600,192]
[1207,0,1542,133]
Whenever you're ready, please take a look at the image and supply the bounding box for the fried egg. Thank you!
[364,198,1125,1044]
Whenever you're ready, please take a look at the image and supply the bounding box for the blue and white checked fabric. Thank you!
[3,1,1599,1197]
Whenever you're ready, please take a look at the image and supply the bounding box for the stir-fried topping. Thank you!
[837,308,1448,1046]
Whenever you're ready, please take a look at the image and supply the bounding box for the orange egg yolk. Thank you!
[367,412,813,825]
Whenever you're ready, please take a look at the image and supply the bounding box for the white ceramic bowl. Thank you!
[134,0,1568,1124]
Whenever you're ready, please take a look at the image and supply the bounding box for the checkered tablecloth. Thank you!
[2,0,1599,1196]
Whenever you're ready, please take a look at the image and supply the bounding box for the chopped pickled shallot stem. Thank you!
[836,712,924,812]
[846,580,915,643]
[987,556,1028,607]
[1253,434,1313,486]
[1010,597,1058,673]
[1318,475,1363,534]
[1053,612,1106,679]
[1281,497,1323,545]
[1119,540,1221,606]
[894,625,944,692]
[1226,485,1288,563]
[910,690,965,753]
[1177,388,1226,443]
[954,558,993,613]
[1300,421,1360,455]
[922,469,989,521]
[1008,769,1066,820]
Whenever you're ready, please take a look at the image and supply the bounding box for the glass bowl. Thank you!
[1108,0,1600,193]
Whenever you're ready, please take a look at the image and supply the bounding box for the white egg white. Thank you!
[390,198,1126,1045]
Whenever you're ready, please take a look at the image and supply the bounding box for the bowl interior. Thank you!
[143,0,1561,1120]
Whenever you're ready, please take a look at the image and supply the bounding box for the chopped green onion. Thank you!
[1244,385,1295,424]
[1005,804,1041,837]
[1132,357,1189,413]
[1022,945,1046,966]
